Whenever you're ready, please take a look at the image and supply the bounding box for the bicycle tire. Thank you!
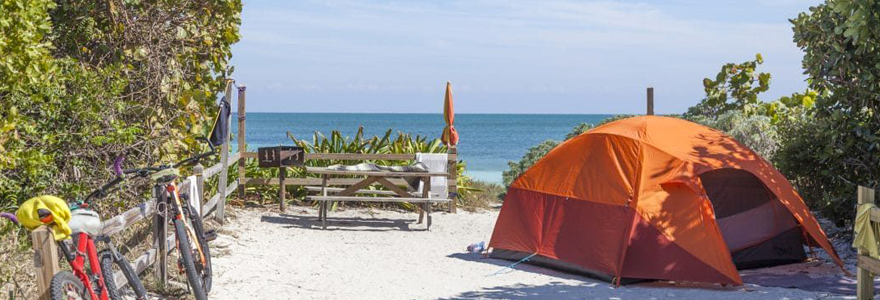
[188,208,212,292]
[99,249,149,300]
[50,271,91,300]
[174,218,208,300]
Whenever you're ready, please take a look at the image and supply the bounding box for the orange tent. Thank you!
[489,116,842,285]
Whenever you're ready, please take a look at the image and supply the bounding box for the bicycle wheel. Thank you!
[187,207,212,292]
[50,271,91,300]
[99,249,148,300]
[173,218,208,300]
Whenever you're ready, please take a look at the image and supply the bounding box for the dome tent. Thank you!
[488,116,842,285]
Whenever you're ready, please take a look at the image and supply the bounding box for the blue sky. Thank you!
[230,0,821,114]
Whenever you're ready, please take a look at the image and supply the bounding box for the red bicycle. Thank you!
[43,157,149,300]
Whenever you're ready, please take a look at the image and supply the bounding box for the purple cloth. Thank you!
[0,212,18,225]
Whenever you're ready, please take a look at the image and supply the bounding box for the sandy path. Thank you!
[208,207,851,300]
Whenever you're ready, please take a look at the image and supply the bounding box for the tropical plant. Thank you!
[686,54,771,117]
[689,111,780,160]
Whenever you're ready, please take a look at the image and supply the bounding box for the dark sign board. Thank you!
[257,146,304,168]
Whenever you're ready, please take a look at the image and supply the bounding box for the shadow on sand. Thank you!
[259,213,421,232]
[441,252,742,299]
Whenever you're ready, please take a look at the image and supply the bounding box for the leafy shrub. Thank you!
[786,0,880,225]
[688,111,780,160]
[685,54,770,117]
[0,0,242,212]
[460,180,504,211]
[773,110,857,225]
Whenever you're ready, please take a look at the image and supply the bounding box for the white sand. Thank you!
[208,207,854,300]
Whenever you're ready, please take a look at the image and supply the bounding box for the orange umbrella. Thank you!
[441,82,459,146]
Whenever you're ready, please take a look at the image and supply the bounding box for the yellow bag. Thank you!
[16,195,72,241]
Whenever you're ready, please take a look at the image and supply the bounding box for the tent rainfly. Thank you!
[489,116,843,285]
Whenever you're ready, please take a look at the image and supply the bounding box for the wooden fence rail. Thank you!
[30,82,243,300]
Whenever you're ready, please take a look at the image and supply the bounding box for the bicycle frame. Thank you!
[155,179,208,271]
[58,232,110,300]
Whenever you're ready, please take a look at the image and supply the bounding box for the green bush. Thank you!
[785,0,880,225]
[0,0,242,212]
[688,111,780,160]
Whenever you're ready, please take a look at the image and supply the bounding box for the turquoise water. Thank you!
[231,113,612,183]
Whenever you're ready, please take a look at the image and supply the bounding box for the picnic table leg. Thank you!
[421,176,432,230]
[418,176,426,224]
[322,201,328,230]
[321,174,328,229]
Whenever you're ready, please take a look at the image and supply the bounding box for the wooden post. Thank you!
[646,87,654,115]
[216,80,233,222]
[320,175,328,220]
[194,163,205,208]
[422,176,432,230]
[279,167,287,212]
[152,189,168,288]
[237,84,247,199]
[447,146,458,213]
[858,185,876,300]
[32,226,59,300]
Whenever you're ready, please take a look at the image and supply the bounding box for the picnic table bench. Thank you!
[304,166,450,230]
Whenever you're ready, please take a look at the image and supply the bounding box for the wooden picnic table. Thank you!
[304,166,450,230]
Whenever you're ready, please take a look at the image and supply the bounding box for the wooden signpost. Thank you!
[258,146,304,211]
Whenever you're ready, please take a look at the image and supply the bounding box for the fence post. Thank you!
[237,84,247,199]
[448,146,458,213]
[858,185,876,300]
[646,87,654,115]
[194,163,205,209]
[32,226,59,300]
[216,80,233,222]
[152,191,168,288]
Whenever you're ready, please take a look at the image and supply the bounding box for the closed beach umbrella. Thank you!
[441,81,459,146]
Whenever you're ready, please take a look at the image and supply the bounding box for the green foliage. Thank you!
[460,180,504,211]
[784,0,880,225]
[686,54,771,117]
[688,111,780,160]
[0,1,242,212]
[773,110,856,225]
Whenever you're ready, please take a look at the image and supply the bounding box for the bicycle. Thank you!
[40,156,149,300]
[123,140,219,300]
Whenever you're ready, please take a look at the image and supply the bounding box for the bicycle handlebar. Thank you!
[83,150,214,204]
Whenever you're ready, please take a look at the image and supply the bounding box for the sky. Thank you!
[230,0,822,114]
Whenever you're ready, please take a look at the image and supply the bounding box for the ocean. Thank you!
[231,113,613,183]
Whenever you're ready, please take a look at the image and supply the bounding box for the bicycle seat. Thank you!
[68,209,102,236]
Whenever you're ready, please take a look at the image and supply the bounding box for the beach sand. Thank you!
[207,206,853,300]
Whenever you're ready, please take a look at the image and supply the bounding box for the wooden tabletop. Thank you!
[305,166,448,177]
